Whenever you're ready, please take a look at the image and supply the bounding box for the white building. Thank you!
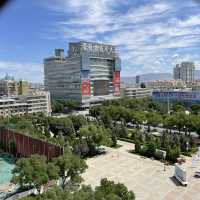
[0,91,51,117]
[121,86,152,98]
[173,62,195,83]
[146,80,186,90]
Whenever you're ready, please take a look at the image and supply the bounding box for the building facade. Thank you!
[136,75,140,84]
[146,80,186,90]
[18,80,30,96]
[152,90,200,105]
[0,77,30,96]
[173,62,195,83]
[121,86,152,99]
[0,91,51,117]
[44,41,121,107]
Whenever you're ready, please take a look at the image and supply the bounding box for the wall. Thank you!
[0,128,64,159]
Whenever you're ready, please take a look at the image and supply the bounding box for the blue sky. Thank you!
[0,0,200,82]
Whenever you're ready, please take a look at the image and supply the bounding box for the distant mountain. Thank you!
[122,73,172,85]
[122,71,200,85]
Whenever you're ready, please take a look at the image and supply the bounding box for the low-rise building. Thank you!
[146,80,186,90]
[0,91,51,117]
[152,90,200,105]
[121,86,152,98]
[0,76,30,96]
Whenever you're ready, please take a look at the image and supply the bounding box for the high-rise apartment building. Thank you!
[44,41,121,107]
[173,62,195,83]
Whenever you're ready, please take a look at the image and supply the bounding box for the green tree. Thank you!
[54,152,87,189]
[173,112,188,134]
[95,178,135,200]
[132,111,146,128]
[191,104,200,115]
[51,100,64,113]
[79,124,110,156]
[166,146,180,163]
[69,114,87,132]
[12,155,59,194]
[164,115,176,133]
[65,100,79,112]
[146,112,162,132]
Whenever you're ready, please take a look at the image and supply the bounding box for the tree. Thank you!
[191,104,200,115]
[54,152,87,189]
[48,117,75,139]
[12,155,59,194]
[132,111,146,128]
[146,112,162,132]
[166,146,180,163]
[51,100,64,113]
[64,100,79,112]
[69,114,87,132]
[21,179,135,200]
[164,115,176,133]
[79,124,110,156]
[173,112,188,134]
[191,115,200,137]
[95,178,135,200]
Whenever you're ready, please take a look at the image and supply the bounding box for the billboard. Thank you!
[113,71,120,96]
[114,84,120,96]
[113,71,120,83]
[82,80,91,96]
[81,69,91,96]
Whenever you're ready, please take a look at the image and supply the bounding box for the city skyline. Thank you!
[1,0,200,82]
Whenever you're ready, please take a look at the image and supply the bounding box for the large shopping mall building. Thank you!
[44,41,121,107]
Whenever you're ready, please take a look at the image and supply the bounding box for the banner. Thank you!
[82,80,91,96]
[113,71,120,84]
[114,83,120,96]
[113,71,120,96]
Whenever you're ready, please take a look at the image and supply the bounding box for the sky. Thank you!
[0,0,200,83]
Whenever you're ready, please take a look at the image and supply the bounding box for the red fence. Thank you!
[0,128,64,159]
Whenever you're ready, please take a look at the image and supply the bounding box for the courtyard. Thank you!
[82,141,200,200]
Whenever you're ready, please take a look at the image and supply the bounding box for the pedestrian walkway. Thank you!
[82,141,200,200]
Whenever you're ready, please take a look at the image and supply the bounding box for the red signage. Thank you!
[82,80,91,96]
[113,71,120,96]
[114,84,120,96]
[114,71,120,84]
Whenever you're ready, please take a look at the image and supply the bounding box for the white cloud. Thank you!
[0,61,43,83]
[42,0,200,76]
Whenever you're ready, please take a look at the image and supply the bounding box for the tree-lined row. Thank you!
[21,178,135,200]
[89,105,200,135]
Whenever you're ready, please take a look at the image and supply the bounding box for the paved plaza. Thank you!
[82,141,200,200]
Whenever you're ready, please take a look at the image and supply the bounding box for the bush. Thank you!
[139,145,148,156]
[146,142,156,157]
[154,149,166,160]
[166,147,180,163]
